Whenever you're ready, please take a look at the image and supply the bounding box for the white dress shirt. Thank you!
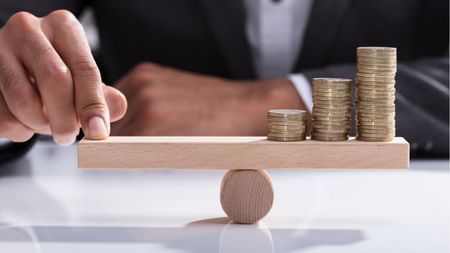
[243,0,314,111]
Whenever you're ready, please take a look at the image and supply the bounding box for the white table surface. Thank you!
[0,141,448,253]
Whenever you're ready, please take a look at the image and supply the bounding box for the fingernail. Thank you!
[87,116,108,139]
[54,135,76,147]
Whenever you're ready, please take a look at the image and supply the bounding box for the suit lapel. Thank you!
[200,0,255,79]
[295,0,352,70]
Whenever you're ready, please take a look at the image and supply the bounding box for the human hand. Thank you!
[111,63,304,136]
[0,10,127,145]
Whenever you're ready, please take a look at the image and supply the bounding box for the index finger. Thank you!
[42,10,110,140]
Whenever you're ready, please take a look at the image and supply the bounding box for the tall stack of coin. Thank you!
[267,109,307,142]
[311,78,352,141]
[356,47,396,142]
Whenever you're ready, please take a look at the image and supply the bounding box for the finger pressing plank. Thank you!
[43,10,110,140]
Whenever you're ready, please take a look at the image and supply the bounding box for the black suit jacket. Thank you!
[0,0,448,158]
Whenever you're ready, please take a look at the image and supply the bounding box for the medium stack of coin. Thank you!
[311,78,352,141]
[356,47,396,142]
[267,109,307,142]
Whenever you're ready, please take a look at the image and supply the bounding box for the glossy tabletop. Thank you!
[0,141,448,253]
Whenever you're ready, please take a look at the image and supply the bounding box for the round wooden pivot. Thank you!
[220,169,274,224]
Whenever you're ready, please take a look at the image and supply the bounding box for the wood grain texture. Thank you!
[78,136,409,169]
[220,169,274,224]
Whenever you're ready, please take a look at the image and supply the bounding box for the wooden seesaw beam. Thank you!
[78,136,410,170]
[78,136,409,224]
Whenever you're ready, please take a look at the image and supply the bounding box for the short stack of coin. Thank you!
[356,47,396,142]
[267,109,307,142]
[311,78,352,141]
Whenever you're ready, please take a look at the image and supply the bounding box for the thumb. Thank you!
[103,85,128,122]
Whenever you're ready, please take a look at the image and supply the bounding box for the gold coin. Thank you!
[268,109,307,117]
[357,90,395,96]
[357,65,396,70]
[357,124,395,129]
[357,132,395,138]
[313,115,351,121]
[357,112,396,116]
[268,134,306,139]
[267,136,306,142]
[357,100,395,106]
[357,110,395,116]
[357,54,396,59]
[357,117,395,122]
[357,96,396,102]
[313,113,350,119]
[358,87,395,92]
[357,86,394,92]
[314,98,352,103]
[313,77,352,83]
[357,96,395,101]
[357,54,397,60]
[357,93,395,99]
[357,46,396,53]
[312,128,349,134]
[357,132,396,137]
[269,121,305,126]
[357,60,397,66]
[314,81,352,85]
[356,136,394,142]
[313,94,352,99]
[358,128,396,134]
[357,50,397,57]
[313,92,352,97]
[269,127,306,132]
[357,129,395,135]
[313,109,352,115]
[313,83,352,89]
[268,124,305,128]
[357,119,395,125]
[268,133,306,138]
[356,76,395,83]
[356,102,395,107]
[357,61,397,67]
[357,71,396,77]
[313,111,352,116]
[357,65,396,71]
[313,87,352,92]
[357,83,396,88]
[268,117,305,122]
[313,87,352,93]
[313,94,352,102]
[313,105,352,110]
[311,131,349,137]
[357,122,395,127]
[312,136,349,141]
[268,129,306,134]
[356,107,395,112]
[313,123,350,129]
[356,72,396,78]
[314,99,352,105]
[313,120,351,126]
[356,125,395,134]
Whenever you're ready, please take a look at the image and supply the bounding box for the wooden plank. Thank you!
[78,136,409,169]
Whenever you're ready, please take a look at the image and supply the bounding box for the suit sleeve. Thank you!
[0,0,87,27]
[302,57,449,158]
